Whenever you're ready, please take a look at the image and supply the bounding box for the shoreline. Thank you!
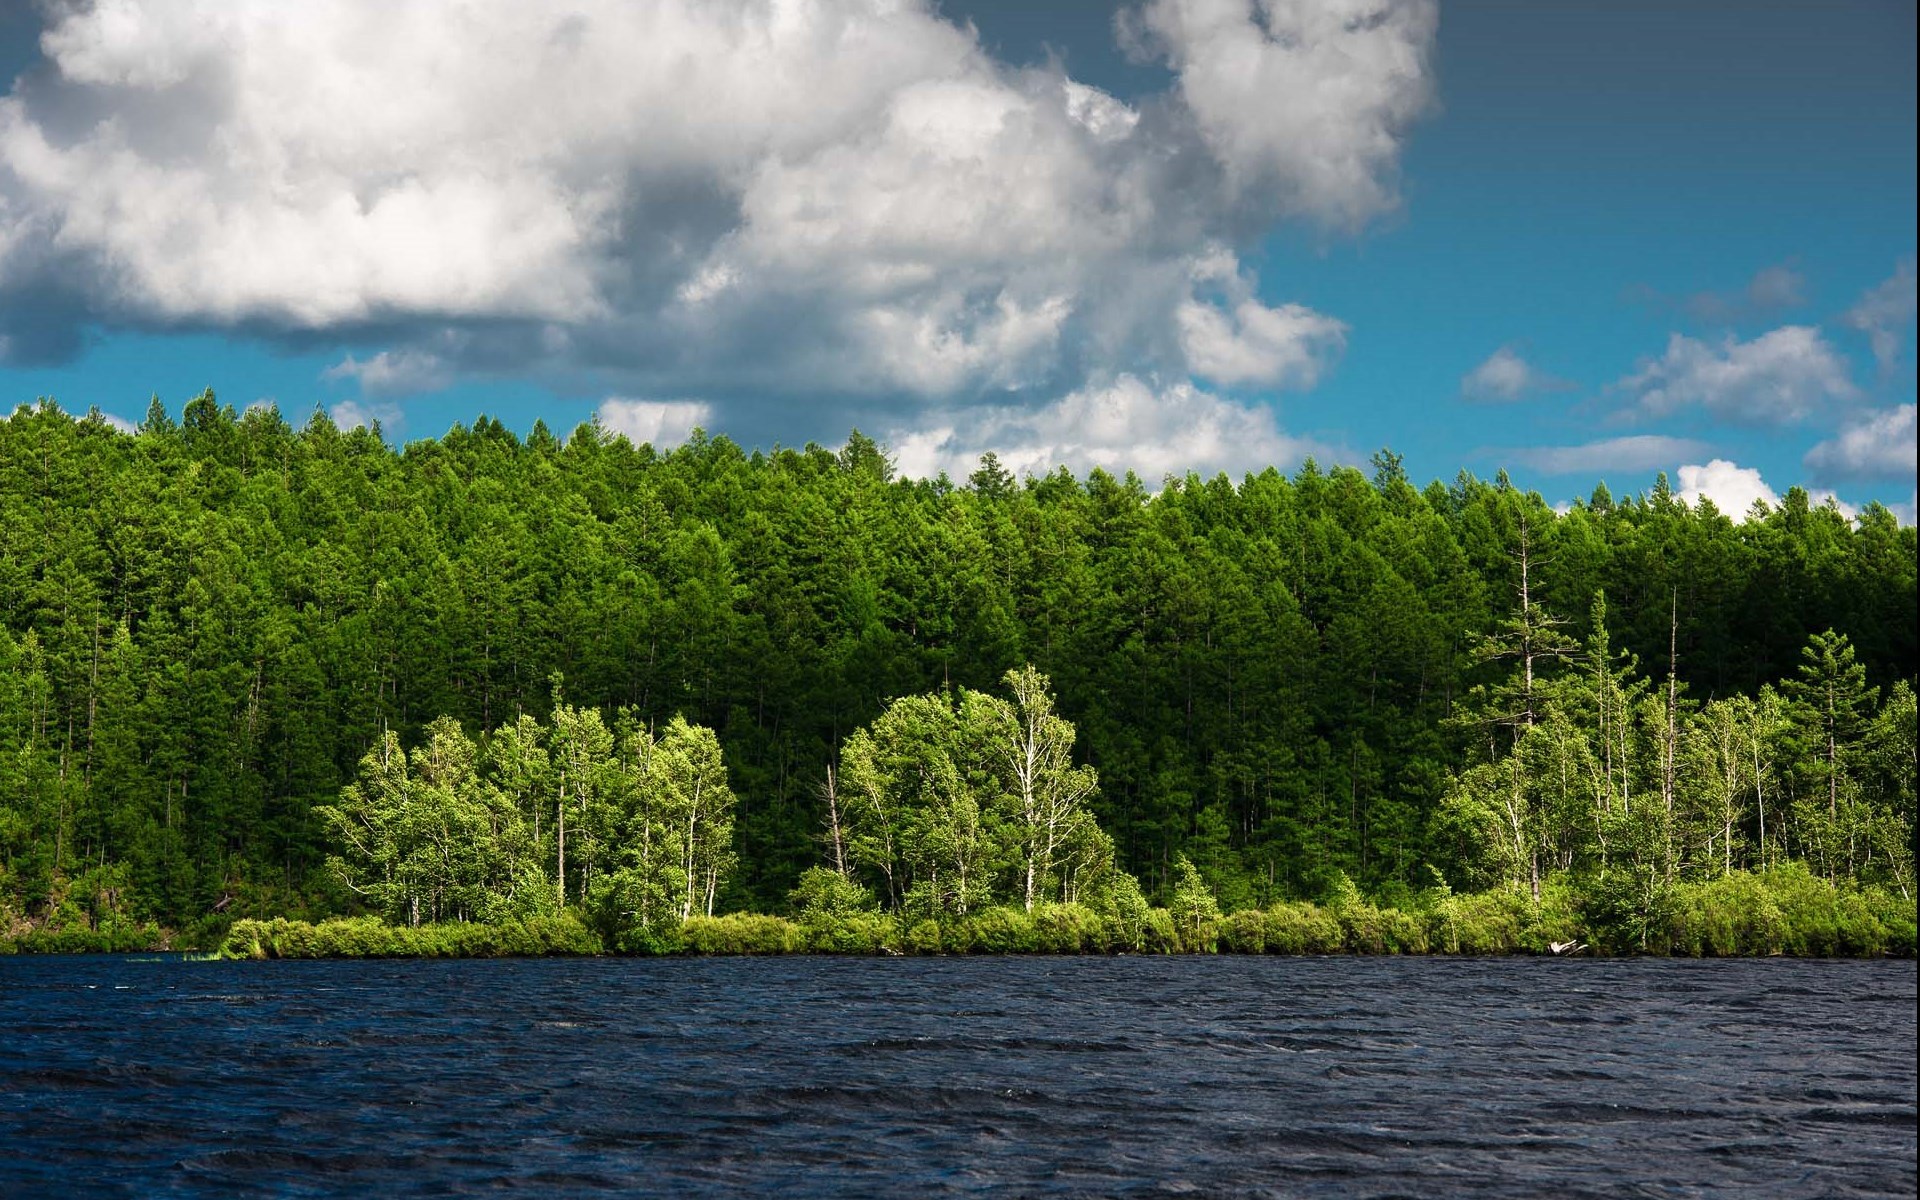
[9,884,1911,960]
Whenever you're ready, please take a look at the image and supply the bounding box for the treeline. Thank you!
[0,395,1914,948]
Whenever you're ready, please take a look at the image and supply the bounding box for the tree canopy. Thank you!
[0,395,1912,941]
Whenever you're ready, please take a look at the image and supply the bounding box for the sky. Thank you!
[0,0,1913,516]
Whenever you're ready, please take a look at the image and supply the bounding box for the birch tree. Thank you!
[980,666,1099,911]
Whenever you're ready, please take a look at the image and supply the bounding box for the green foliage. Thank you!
[1424,889,1535,954]
[1086,868,1154,951]
[905,919,943,955]
[1169,857,1222,952]
[1217,908,1268,953]
[788,866,875,921]
[1257,902,1347,954]
[1028,902,1105,953]
[1656,865,1905,957]
[219,914,601,959]
[0,400,1913,953]
[836,668,1114,923]
[680,913,803,955]
[1325,875,1431,953]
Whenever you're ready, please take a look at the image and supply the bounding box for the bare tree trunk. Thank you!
[822,762,849,878]
[1518,518,1536,729]
[1663,589,1678,881]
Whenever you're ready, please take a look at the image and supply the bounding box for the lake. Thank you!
[1,955,1912,1197]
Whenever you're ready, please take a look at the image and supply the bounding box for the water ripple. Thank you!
[0,956,1912,1197]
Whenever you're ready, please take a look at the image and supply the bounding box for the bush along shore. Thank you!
[208,864,1913,960]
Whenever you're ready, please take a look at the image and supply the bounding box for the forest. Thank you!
[0,394,1914,955]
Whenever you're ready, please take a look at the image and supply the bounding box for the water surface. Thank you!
[1,955,1913,1196]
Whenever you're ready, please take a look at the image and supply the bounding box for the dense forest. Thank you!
[0,394,1914,952]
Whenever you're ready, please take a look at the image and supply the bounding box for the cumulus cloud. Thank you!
[1176,297,1347,386]
[1675,459,1778,518]
[1505,435,1711,476]
[329,399,402,434]
[322,349,453,397]
[0,0,1437,440]
[1175,249,1347,386]
[1671,460,1866,523]
[1120,0,1438,227]
[887,374,1338,482]
[595,398,712,448]
[1460,346,1565,403]
[1803,403,1917,483]
[1843,259,1916,376]
[1619,326,1857,425]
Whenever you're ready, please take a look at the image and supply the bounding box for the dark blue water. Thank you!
[0,956,1912,1197]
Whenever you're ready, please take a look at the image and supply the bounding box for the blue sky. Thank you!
[0,1,1912,514]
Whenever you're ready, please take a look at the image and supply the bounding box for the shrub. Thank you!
[1863,887,1917,957]
[1087,870,1153,952]
[1140,907,1177,954]
[960,906,1038,954]
[680,913,802,955]
[220,915,601,959]
[905,919,944,955]
[1030,903,1106,953]
[799,911,900,954]
[1427,889,1530,954]
[1664,872,1788,956]
[1262,902,1345,954]
[1169,858,1221,952]
[1649,865,1913,958]
[789,868,876,922]
[1218,909,1266,954]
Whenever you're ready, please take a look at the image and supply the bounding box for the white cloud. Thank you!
[1506,435,1712,476]
[329,399,401,433]
[1676,459,1779,519]
[322,349,452,397]
[1803,403,1917,483]
[1062,80,1140,143]
[1121,0,1438,227]
[595,398,712,448]
[1619,326,1857,425]
[0,0,1438,407]
[1460,346,1564,403]
[1843,259,1916,376]
[887,374,1336,482]
[1175,296,1346,388]
[1670,461,1875,526]
[91,408,137,434]
[1172,246,1346,387]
